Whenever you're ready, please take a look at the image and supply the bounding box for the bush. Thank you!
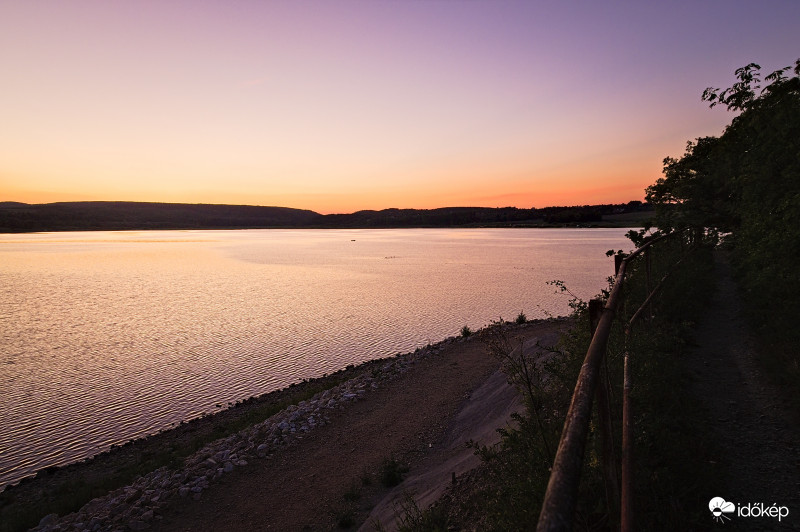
[378,457,408,488]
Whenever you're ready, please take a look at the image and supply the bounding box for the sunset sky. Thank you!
[2,1,799,214]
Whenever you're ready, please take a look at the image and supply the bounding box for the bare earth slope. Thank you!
[151,320,566,531]
[686,252,800,531]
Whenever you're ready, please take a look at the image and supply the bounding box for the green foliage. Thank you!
[378,457,408,488]
[515,311,527,324]
[342,481,362,502]
[701,60,800,112]
[482,321,565,464]
[464,415,556,530]
[441,235,718,530]
[547,279,589,313]
[647,58,800,388]
[460,325,472,338]
[622,241,718,529]
[360,467,373,487]
[574,237,718,528]
[333,502,357,529]
[452,315,592,530]
[395,493,449,532]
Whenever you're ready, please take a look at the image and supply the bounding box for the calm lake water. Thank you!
[0,228,631,490]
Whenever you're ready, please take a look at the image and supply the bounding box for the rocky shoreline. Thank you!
[31,359,402,532]
[2,321,553,532]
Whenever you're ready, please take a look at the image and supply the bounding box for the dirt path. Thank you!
[685,252,800,530]
[150,320,566,531]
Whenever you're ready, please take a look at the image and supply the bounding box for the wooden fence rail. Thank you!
[536,231,689,531]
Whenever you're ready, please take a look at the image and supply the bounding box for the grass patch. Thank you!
[334,504,357,529]
[396,493,449,532]
[378,457,409,488]
[343,481,362,503]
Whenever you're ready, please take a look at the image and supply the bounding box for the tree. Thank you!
[646,59,800,366]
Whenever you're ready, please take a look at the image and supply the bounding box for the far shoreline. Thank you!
[0,221,647,235]
[0,200,652,233]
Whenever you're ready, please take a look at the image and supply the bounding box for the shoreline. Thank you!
[0,221,646,235]
[0,346,397,531]
[0,360,379,491]
[0,201,652,233]
[1,317,569,532]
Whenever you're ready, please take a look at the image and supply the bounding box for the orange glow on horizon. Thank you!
[1,171,650,215]
[3,3,796,217]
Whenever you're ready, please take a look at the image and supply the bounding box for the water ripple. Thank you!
[0,228,631,490]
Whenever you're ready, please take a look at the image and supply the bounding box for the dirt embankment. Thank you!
[146,319,567,531]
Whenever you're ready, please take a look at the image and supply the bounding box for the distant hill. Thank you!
[0,201,652,232]
[320,206,541,228]
[0,202,323,232]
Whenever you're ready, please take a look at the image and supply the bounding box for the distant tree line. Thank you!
[0,200,651,232]
[0,202,323,232]
[645,59,800,375]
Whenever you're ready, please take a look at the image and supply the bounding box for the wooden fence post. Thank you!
[646,247,653,319]
[589,298,620,528]
[622,346,634,532]
[589,299,604,335]
[614,254,625,276]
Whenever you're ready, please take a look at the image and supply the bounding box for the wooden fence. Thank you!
[536,231,694,531]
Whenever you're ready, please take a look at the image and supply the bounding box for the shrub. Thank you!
[378,457,408,488]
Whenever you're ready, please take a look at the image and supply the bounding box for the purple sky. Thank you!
[2,1,798,212]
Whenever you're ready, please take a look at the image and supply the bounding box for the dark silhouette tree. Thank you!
[646,58,800,368]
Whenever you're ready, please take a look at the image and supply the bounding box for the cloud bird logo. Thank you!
[709,497,736,523]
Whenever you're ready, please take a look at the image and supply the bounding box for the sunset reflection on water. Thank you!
[0,228,631,489]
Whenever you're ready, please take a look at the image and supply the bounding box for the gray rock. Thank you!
[214,450,230,462]
[128,520,150,530]
[22,350,431,532]
[38,513,59,527]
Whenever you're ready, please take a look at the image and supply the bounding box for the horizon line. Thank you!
[1,198,648,217]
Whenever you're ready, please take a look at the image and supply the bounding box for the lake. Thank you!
[0,228,631,490]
